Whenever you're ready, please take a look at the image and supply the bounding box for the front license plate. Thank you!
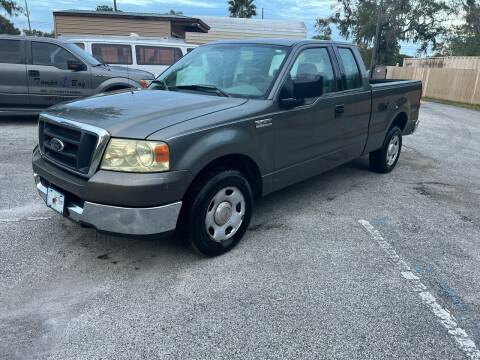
[47,187,65,214]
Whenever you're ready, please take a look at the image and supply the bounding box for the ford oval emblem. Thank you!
[50,138,65,152]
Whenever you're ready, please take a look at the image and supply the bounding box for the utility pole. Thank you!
[261,8,264,19]
[24,0,32,32]
[370,0,384,77]
[113,0,118,11]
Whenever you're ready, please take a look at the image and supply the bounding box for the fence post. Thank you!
[471,69,480,105]
[423,68,430,97]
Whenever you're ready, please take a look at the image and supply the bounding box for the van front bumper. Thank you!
[34,173,182,236]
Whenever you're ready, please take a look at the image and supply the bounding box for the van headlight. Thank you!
[100,139,169,172]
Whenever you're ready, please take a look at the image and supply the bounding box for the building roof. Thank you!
[53,10,210,33]
[185,16,307,45]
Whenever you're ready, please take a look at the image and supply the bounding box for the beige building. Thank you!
[185,16,307,45]
[53,10,210,39]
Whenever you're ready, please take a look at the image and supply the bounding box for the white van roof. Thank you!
[59,34,195,46]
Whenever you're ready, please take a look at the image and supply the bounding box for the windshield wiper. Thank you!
[174,84,230,97]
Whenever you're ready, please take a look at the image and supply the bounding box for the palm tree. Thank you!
[228,0,257,18]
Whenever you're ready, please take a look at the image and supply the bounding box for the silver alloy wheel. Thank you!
[205,186,246,243]
[386,135,400,166]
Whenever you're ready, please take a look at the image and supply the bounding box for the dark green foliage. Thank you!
[95,5,114,11]
[23,29,54,37]
[228,0,257,18]
[316,0,451,65]
[0,14,20,34]
[443,0,480,56]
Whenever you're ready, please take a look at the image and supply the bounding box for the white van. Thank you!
[59,35,197,77]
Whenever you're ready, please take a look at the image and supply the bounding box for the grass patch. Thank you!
[423,97,480,111]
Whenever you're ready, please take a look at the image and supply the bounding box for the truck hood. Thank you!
[44,90,248,139]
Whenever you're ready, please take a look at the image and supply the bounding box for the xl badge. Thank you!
[50,138,65,152]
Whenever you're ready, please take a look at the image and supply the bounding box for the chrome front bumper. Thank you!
[34,174,182,235]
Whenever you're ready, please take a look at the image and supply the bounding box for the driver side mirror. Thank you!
[67,59,86,71]
[279,75,324,109]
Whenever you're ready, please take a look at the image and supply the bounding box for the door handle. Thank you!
[335,104,345,117]
[255,118,272,128]
[28,70,40,77]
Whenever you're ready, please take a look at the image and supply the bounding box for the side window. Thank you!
[287,47,336,101]
[135,46,182,65]
[32,42,78,70]
[74,42,85,50]
[337,48,362,90]
[0,39,22,64]
[92,43,132,65]
[186,48,194,53]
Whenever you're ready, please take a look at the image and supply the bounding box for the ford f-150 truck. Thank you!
[0,35,154,116]
[32,39,422,256]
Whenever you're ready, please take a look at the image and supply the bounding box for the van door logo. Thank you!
[50,138,65,152]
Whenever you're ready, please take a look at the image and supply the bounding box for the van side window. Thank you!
[0,39,22,64]
[32,42,78,70]
[74,43,85,50]
[337,48,362,90]
[286,47,336,102]
[92,43,132,65]
[135,46,182,65]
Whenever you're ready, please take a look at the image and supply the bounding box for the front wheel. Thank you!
[181,169,253,257]
[369,126,402,173]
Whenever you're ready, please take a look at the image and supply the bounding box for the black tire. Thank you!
[369,126,403,173]
[180,169,253,257]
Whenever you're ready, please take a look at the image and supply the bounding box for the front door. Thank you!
[271,46,347,190]
[26,41,92,108]
[0,38,29,108]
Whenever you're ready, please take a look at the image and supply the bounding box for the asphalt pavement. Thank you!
[0,101,479,359]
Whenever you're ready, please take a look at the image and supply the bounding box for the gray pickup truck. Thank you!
[0,35,154,116]
[32,39,421,256]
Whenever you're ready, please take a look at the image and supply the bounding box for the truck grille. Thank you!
[39,118,99,175]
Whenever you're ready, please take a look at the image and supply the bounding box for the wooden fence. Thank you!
[387,66,480,105]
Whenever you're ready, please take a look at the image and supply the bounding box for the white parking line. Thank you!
[359,219,480,360]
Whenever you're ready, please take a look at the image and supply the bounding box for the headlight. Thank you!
[100,139,169,172]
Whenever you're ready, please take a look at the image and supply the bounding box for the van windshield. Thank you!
[153,44,289,98]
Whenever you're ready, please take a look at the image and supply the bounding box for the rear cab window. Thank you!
[135,46,182,65]
[337,47,363,90]
[92,43,132,65]
[0,39,23,64]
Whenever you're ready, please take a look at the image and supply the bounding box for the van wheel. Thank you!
[369,126,402,173]
[181,169,253,257]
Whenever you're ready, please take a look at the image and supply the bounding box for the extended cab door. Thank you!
[331,46,372,158]
[26,41,92,108]
[271,45,348,190]
[0,38,29,108]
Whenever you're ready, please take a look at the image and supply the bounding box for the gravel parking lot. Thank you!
[1,101,479,359]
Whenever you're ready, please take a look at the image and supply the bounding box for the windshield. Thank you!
[65,43,102,66]
[153,44,289,98]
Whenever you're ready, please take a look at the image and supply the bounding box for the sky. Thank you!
[10,0,418,55]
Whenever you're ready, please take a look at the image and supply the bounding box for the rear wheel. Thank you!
[369,126,402,173]
[181,169,253,257]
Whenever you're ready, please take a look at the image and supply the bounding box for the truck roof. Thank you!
[0,35,65,45]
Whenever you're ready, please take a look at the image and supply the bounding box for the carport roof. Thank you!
[53,10,210,33]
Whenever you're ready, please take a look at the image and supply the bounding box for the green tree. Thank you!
[164,9,184,16]
[228,0,256,18]
[316,0,451,66]
[23,29,54,37]
[0,0,22,35]
[443,0,480,55]
[312,18,332,40]
[0,15,20,34]
[96,5,114,11]
[1,0,22,16]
